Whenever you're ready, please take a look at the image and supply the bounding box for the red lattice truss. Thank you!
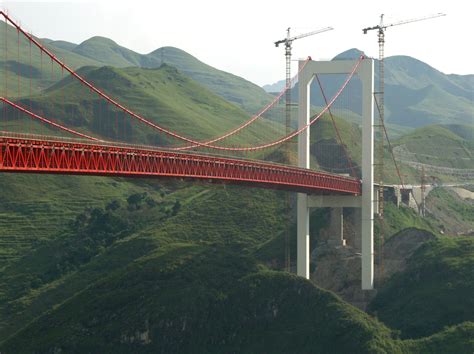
[0,137,361,195]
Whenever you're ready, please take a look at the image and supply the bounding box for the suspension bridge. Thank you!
[0,11,375,289]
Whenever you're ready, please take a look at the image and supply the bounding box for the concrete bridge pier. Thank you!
[297,58,375,290]
[327,208,345,247]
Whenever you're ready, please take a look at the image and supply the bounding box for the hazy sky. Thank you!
[2,0,473,86]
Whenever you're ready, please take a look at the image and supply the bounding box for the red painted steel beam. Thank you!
[0,137,361,195]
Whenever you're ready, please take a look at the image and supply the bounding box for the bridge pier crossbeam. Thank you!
[297,58,375,290]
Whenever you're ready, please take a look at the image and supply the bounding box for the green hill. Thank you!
[6,64,279,147]
[0,22,102,97]
[1,183,472,352]
[72,36,148,67]
[369,236,474,339]
[401,322,474,353]
[148,47,273,113]
[424,187,474,237]
[394,124,474,169]
[0,245,401,353]
[70,37,273,112]
[0,179,286,341]
[47,39,77,51]
[384,55,471,101]
[0,21,273,115]
[370,53,473,129]
[70,36,273,113]
[266,49,473,131]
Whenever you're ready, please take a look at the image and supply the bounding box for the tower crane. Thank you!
[274,27,333,154]
[362,13,445,276]
[275,26,333,273]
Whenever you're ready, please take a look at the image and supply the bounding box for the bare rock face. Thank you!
[381,228,436,278]
[311,226,436,311]
[311,244,373,311]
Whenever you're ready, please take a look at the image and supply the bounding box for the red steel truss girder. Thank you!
[0,137,361,195]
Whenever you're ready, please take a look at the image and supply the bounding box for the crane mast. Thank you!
[274,26,333,272]
[362,12,445,278]
[274,26,333,164]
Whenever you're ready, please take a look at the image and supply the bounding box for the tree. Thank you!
[106,199,121,211]
[127,192,147,210]
[171,200,181,216]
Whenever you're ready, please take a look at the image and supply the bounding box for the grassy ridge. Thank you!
[0,22,101,97]
[426,187,474,235]
[2,246,403,353]
[2,208,472,353]
[0,207,411,354]
[0,180,288,341]
[4,64,283,161]
[384,55,473,128]
[401,322,474,353]
[378,202,438,242]
[394,124,474,169]
[71,37,273,113]
[0,22,273,114]
[370,237,474,339]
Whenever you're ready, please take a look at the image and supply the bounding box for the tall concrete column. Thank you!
[297,193,309,277]
[360,60,374,290]
[297,60,313,279]
[351,207,362,252]
[328,208,344,247]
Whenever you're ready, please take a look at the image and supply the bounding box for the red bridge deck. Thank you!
[0,137,361,195]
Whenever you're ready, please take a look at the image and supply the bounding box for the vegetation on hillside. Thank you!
[0,179,288,342]
[401,322,474,353]
[426,187,474,235]
[0,173,172,266]
[394,124,474,169]
[1,173,472,352]
[0,22,101,96]
[5,64,273,143]
[0,22,273,114]
[269,49,473,131]
[377,202,438,243]
[1,249,404,354]
[0,21,472,353]
[370,236,474,339]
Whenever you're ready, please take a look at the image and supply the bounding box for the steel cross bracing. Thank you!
[0,137,361,195]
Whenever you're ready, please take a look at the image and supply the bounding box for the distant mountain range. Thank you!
[1,20,472,131]
[263,48,473,129]
[35,35,274,114]
[1,21,272,114]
